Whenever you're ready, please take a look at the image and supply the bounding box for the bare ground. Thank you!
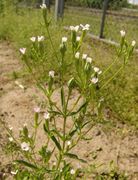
[0,42,138,179]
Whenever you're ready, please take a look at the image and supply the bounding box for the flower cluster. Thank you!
[70,24,90,32]
[30,36,45,42]
[19,35,45,55]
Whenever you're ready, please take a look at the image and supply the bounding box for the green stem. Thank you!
[100,57,119,82]
[45,25,59,62]
[69,95,81,113]
[101,65,124,90]
[63,116,67,151]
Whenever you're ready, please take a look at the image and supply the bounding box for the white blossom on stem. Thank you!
[94,67,100,73]
[30,37,36,42]
[70,169,75,175]
[9,126,13,131]
[21,142,30,151]
[67,141,71,146]
[38,36,44,42]
[49,70,55,78]
[80,24,90,31]
[82,54,87,60]
[70,25,79,32]
[40,3,47,9]
[132,40,136,47]
[120,30,126,37]
[19,48,26,55]
[34,107,40,113]
[86,57,92,63]
[91,77,98,84]
[75,52,80,59]
[9,137,13,142]
[76,36,80,41]
[44,112,50,120]
[11,170,18,175]
[62,37,68,43]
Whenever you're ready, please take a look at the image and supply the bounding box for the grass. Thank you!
[0,5,137,129]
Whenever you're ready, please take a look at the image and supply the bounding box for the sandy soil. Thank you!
[0,42,138,179]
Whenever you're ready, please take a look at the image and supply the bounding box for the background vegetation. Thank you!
[65,0,129,10]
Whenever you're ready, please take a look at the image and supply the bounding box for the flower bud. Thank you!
[62,37,68,43]
[76,36,80,41]
[40,3,47,9]
[30,37,36,42]
[38,36,44,42]
[86,57,92,63]
[75,52,80,59]
[82,54,87,60]
[19,48,26,55]
[91,77,98,84]
[131,40,136,47]
[120,30,125,37]
[49,71,55,78]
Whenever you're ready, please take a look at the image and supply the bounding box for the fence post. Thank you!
[55,0,64,21]
[99,0,109,38]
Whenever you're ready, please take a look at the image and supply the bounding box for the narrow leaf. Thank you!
[15,160,38,169]
[51,135,62,151]
[68,101,88,116]
[61,87,66,111]
[65,153,87,163]
[51,129,63,140]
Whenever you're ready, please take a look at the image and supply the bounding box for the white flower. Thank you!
[94,67,100,73]
[38,36,44,42]
[76,36,80,41]
[62,37,68,43]
[80,24,90,31]
[132,40,136,47]
[99,97,104,102]
[34,107,40,113]
[98,70,102,75]
[44,112,50,119]
[86,57,92,63]
[15,81,24,90]
[91,77,98,84]
[67,141,71,146]
[28,134,31,138]
[9,137,13,142]
[60,169,63,172]
[19,48,26,55]
[40,3,47,9]
[23,123,27,127]
[82,54,87,60]
[70,25,79,32]
[53,161,56,166]
[11,170,18,175]
[75,52,80,59]
[30,37,36,42]
[9,126,13,131]
[49,70,55,78]
[19,84,25,90]
[70,26,74,31]
[70,169,75,175]
[15,81,20,85]
[120,30,125,37]
[21,142,30,151]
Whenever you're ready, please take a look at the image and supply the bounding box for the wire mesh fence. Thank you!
[63,4,138,47]
[0,0,138,47]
